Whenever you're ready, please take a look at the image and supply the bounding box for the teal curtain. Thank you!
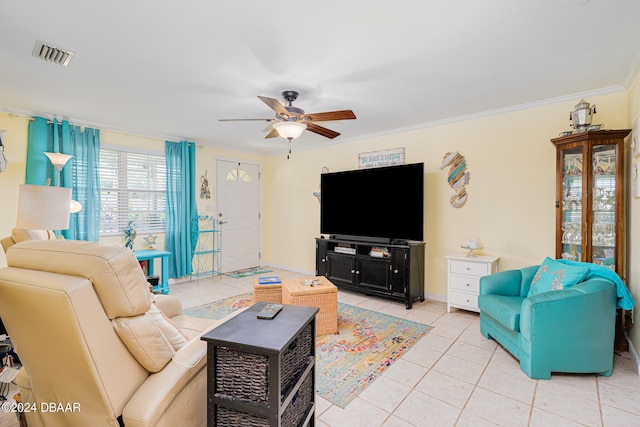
[25,117,101,240]
[165,141,199,278]
[68,128,101,240]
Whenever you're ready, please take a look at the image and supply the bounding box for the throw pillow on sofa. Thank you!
[527,257,590,297]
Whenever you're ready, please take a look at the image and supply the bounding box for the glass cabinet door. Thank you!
[560,147,584,262]
[591,145,617,271]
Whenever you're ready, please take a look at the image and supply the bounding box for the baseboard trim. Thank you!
[425,292,447,304]
[264,263,315,277]
[625,331,640,375]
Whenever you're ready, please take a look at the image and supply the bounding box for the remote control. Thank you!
[257,304,283,320]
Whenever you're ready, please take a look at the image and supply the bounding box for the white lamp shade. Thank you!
[273,121,307,140]
[16,184,72,230]
[43,152,74,171]
[70,199,83,213]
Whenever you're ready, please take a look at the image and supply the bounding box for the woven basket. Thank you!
[280,323,313,398]
[216,406,270,427]
[215,347,269,404]
[283,278,338,335]
[253,279,282,304]
[281,372,314,427]
[214,324,312,406]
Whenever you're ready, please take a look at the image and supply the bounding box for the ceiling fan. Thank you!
[219,90,356,141]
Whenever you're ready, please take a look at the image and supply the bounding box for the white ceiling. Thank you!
[1,0,639,155]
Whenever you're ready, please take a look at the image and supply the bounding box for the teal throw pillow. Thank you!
[527,257,590,297]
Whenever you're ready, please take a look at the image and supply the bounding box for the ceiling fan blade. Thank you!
[265,128,279,139]
[218,118,274,122]
[304,110,356,122]
[306,122,340,139]
[258,96,289,117]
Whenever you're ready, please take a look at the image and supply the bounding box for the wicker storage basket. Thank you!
[282,277,338,335]
[216,406,270,427]
[281,372,314,426]
[253,278,282,304]
[215,347,269,404]
[214,324,312,405]
[280,323,313,397]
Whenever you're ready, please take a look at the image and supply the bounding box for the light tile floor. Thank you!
[2,267,640,427]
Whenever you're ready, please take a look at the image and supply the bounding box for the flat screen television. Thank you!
[320,163,424,243]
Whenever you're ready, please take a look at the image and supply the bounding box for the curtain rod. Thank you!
[9,113,76,126]
[6,112,189,142]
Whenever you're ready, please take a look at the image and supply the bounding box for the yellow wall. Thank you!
[263,91,629,301]
[0,113,29,267]
[626,67,640,355]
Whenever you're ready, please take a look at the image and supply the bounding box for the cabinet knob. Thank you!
[394,269,399,274]
[351,270,355,274]
[356,270,360,275]
[466,283,470,287]
[466,267,471,271]
[322,258,326,263]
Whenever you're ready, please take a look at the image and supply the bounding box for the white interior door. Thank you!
[216,159,261,273]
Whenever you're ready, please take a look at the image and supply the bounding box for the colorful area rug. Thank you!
[184,293,432,408]
[225,268,272,279]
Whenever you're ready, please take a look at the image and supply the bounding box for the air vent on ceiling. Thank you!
[32,40,74,67]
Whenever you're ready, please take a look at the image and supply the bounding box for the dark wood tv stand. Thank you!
[315,237,425,309]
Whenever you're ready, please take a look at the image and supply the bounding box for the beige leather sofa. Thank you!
[0,240,237,427]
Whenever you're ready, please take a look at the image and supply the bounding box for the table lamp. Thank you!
[15,184,72,231]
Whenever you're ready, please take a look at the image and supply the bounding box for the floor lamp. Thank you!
[43,152,82,213]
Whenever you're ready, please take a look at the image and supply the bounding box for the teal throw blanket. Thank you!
[558,259,635,310]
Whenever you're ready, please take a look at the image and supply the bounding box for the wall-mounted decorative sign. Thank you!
[439,151,469,208]
[358,147,405,169]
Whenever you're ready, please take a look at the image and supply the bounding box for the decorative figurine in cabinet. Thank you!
[551,129,631,280]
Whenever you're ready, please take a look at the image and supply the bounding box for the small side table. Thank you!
[135,250,171,294]
[446,254,499,313]
[202,303,318,427]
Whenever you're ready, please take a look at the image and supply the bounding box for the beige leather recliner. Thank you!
[0,240,235,427]
[0,228,56,253]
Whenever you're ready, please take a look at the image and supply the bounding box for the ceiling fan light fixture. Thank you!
[273,121,307,140]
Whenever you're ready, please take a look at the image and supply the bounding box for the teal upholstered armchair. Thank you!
[477,258,629,380]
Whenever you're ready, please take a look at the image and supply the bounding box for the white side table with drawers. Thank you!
[446,254,500,313]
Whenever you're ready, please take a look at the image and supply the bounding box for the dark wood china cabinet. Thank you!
[551,129,631,350]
